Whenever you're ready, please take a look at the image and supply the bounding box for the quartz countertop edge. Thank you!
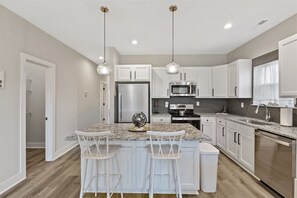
[216,113,297,140]
[65,123,211,142]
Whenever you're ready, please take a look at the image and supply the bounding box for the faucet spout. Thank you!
[255,104,271,122]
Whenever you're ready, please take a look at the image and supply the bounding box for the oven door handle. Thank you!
[171,117,201,121]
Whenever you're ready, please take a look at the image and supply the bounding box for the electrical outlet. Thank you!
[241,102,244,108]
[196,101,200,106]
[165,101,169,108]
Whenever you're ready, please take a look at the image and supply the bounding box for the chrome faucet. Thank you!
[255,104,271,122]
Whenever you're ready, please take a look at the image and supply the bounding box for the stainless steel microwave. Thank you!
[169,82,196,97]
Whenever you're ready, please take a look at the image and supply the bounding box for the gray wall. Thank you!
[120,54,227,67]
[227,14,297,62]
[0,5,102,192]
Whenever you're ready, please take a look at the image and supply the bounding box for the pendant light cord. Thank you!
[172,10,174,62]
[103,10,106,64]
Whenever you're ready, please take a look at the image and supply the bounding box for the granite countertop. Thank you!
[195,112,217,117]
[151,113,172,117]
[66,123,211,142]
[216,113,297,139]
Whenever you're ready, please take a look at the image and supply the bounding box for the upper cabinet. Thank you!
[152,67,170,98]
[196,67,212,98]
[279,33,297,97]
[212,64,228,98]
[115,65,151,82]
[228,59,252,98]
[179,67,197,82]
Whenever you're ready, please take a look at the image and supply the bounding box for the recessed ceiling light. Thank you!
[224,23,233,29]
[132,40,138,45]
[98,56,103,60]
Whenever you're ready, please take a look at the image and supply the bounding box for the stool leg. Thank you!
[95,160,98,197]
[80,159,88,198]
[149,158,155,198]
[172,160,178,198]
[106,159,110,198]
[175,159,182,198]
[115,154,124,198]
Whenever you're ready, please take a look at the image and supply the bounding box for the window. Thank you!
[253,60,295,107]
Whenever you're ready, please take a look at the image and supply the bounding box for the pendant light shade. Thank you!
[97,6,111,75]
[166,5,180,74]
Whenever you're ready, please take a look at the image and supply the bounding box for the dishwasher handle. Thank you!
[255,131,292,147]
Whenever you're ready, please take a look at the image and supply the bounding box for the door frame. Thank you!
[20,52,56,176]
[99,80,110,124]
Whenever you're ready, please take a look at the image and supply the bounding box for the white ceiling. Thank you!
[1,0,297,64]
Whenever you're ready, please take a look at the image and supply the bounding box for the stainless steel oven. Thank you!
[255,130,296,198]
[169,81,196,97]
[169,104,200,129]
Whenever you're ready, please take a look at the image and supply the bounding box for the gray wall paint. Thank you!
[227,14,297,62]
[120,54,227,67]
[0,5,101,190]
[152,98,227,114]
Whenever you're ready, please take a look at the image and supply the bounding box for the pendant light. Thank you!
[97,6,111,75]
[166,5,180,74]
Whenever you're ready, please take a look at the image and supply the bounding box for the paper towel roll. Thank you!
[280,108,293,126]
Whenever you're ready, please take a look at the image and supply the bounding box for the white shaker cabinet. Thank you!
[228,59,252,98]
[200,116,216,145]
[224,120,255,173]
[196,67,212,98]
[216,118,226,150]
[212,64,228,98]
[179,67,197,82]
[115,65,151,82]
[152,67,170,98]
[279,33,297,97]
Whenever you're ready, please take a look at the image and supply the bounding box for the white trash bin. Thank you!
[200,143,220,192]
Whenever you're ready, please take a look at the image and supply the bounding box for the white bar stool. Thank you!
[147,130,185,198]
[75,130,123,198]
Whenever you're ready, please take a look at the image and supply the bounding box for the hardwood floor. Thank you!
[2,147,275,198]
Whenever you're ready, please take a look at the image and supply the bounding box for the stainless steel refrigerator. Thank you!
[116,82,150,123]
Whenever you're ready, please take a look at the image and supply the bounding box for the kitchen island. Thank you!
[66,123,211,195]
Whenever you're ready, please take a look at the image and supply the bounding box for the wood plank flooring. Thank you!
[2,147,275,198]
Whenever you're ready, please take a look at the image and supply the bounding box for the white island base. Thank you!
[81,141,200,195]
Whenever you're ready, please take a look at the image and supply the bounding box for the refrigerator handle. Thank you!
[118,93,122,121]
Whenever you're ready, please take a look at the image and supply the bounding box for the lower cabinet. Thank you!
[151,115,171,123]
[216,118,226,150]
[217,119,255,173]
[200,116,216,145]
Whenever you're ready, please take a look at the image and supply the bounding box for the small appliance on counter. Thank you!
[129,112,148,132]
[280,107,293,126]
[169,104,200,129]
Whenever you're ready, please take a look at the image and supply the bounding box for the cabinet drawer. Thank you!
[227,120,238,130]
[201,117,215,123]
[216,118,226,126]
[151,117,171,123]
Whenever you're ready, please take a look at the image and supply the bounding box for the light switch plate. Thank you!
[196,101,200,106]
[165,101,169,108]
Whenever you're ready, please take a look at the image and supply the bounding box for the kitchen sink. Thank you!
[238,119,273,126]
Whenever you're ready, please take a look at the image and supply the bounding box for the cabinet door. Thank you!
[212,65,228,98]
[226,127,238,159]
[216,124,226,150]
[196,67,212,98]
[279,34,297,97]
[238,132,255,173]
[152,68,170,98]
[182,68,197,82]
[116,66,132,81]
[201,118,216,145]
[228,62,238,97]
[134,65,151,81]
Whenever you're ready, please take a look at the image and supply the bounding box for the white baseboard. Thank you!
[0,171,25,195]
[26,142,45,148]
[54,141,78,160]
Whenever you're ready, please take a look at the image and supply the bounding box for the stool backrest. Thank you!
[147,130,185,159]
[75,130,111,159]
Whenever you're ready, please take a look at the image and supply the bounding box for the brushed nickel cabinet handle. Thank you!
[234,132,237,143]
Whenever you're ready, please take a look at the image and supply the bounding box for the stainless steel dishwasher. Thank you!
[255,130,296,198]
